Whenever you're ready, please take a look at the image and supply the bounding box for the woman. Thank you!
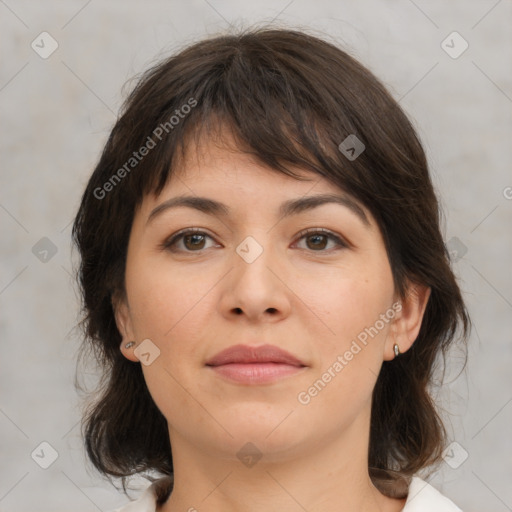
[72,27,470,511]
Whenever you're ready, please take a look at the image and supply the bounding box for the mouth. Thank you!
[205,344,307,385]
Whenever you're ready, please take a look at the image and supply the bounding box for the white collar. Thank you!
[403,477,463,511]
[111,475,463,512]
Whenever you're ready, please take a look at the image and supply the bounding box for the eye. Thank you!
[161,227,348,254]
[161,228,217,252]
[294,228,348,252]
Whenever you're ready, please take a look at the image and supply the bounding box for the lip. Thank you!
[205,344,307,385]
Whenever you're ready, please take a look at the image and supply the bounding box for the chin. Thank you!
[217,411,311,456]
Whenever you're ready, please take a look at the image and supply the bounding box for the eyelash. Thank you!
[160,227,348,254]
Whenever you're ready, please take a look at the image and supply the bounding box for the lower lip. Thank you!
[207,363,305,384]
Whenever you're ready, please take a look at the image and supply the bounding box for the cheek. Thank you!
[314,265,395,344]
[125,254,211,340]
[125,259,214,422]
[305,263,395,397]
[296,280,394,425]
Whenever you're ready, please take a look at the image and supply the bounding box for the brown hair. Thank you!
[72,26,470,501]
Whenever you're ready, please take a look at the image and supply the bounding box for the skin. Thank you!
[114,131,430,512]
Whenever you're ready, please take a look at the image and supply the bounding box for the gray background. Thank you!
[1,1,511,511]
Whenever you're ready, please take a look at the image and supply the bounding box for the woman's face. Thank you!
[115,132,428,464]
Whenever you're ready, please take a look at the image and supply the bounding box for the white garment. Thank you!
[109,476,463,511]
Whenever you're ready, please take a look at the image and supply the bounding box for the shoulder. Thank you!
[403,477,463,511]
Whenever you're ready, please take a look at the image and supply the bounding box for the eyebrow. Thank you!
[146,193,370,226]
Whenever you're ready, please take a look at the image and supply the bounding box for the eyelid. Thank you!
[160,227,217,250]
[294,227,350,249]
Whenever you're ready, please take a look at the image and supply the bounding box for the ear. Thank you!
[112,291,139,362]
[384,281,431,361]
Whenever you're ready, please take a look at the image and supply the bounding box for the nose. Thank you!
[219,235,292,323]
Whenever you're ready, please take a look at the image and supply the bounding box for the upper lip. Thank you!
[205,344,306,367]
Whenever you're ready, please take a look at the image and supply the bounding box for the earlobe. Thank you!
[385,283,431,360]
[120,340,139,362]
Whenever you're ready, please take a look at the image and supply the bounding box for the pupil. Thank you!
[309,234,326,250]
[186,234,204,249]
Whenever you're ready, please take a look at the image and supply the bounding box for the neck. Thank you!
[158,418,405,512]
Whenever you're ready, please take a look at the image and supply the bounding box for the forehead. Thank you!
[136,139,378,240]
[158,129,341,199]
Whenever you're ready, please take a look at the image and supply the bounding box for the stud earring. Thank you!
[125,341,136,349]
[393,343,400,358]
